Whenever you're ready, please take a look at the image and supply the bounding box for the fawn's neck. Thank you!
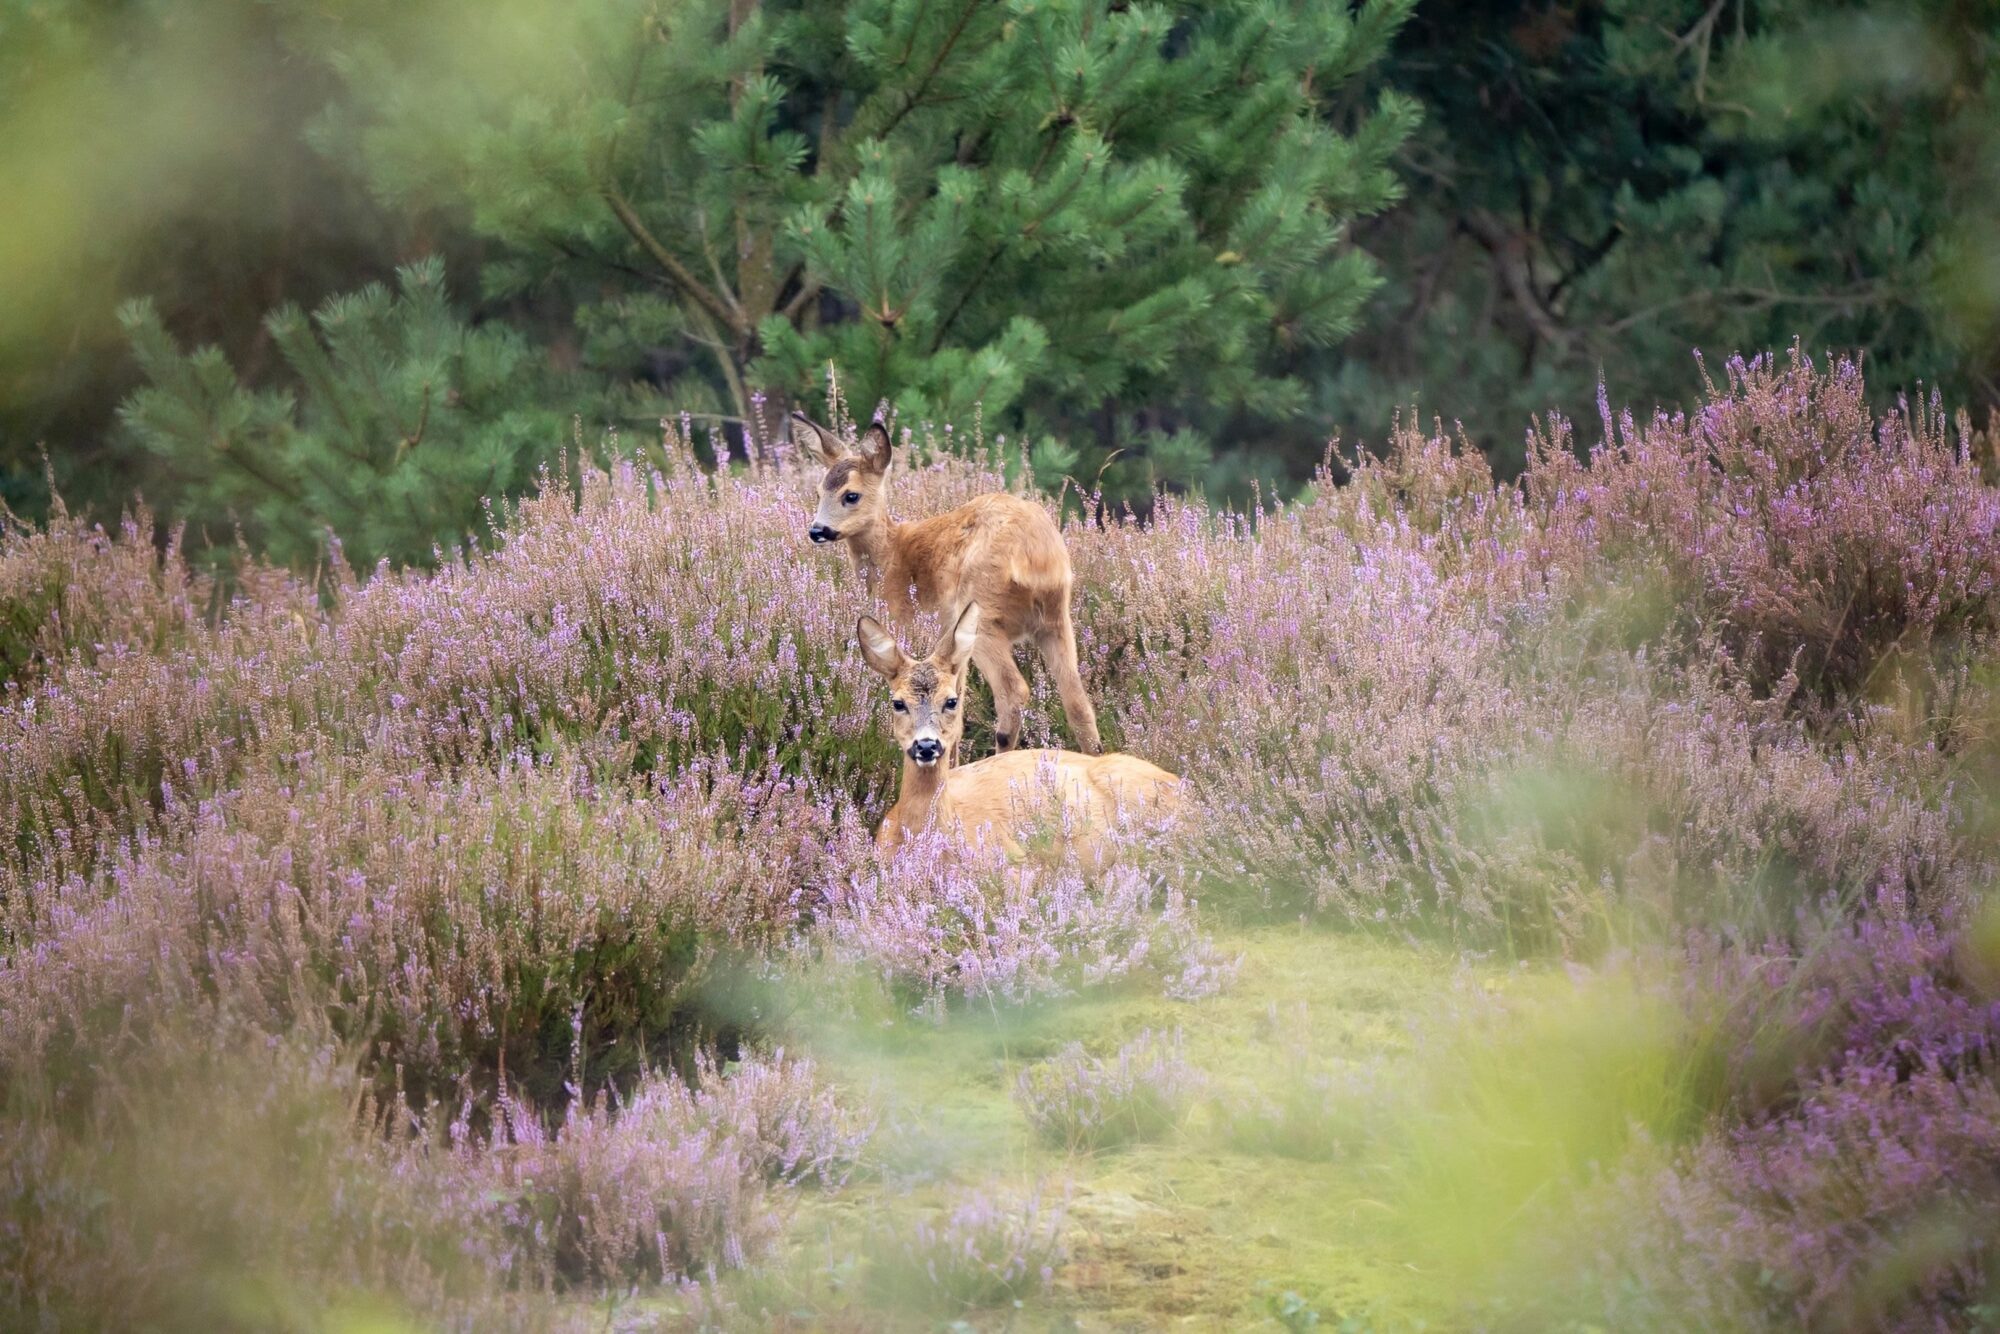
[889,755,952,834]
[843,514,902,595]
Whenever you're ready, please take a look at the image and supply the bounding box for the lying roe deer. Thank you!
[857,605,1181,862]
[795,411,1101,757]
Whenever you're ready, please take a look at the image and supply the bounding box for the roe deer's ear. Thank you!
[791,412,845,466]
[857,418,893,473]
[934,602,980,671]
[857,615,908,679]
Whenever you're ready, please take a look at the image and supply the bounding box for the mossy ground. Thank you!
[660,928,1543,1330]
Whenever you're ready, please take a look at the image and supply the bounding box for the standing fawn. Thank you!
[795,411,1101,757]
[858,604,1181,863]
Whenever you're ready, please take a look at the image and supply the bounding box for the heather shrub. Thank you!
[818,828,1231,1016]
[1013,1029,1203,1152]
[0,539,340,904]
[1,755,867,1105]
[862,1184,1068,1313]
[1113,481,1538,929]
[1455,669,1989,945]
[0,607,333,894]
[1527,350,2000,703]
[1092,466,1980,946]
[1063,490,1244,743]
[695,1047,876,1189]
[1538,912,2000,1331]
[1070,416,1595,941]
[477,1049,868,1289]
[1615,674,1984,929]
[0,505,211,689]
[333,449,882,782]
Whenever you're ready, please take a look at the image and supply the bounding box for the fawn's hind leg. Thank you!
[1036,608,1102,755]
[972,632,1031,754]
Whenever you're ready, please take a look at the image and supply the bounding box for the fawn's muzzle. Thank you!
[808,522,838,544]
[908,738,944,765]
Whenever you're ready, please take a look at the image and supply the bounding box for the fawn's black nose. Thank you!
[909,738,944,765]
[808,523,837,544]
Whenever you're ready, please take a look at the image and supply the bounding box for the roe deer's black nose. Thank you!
[909,738,944,763]
[808,523,836,544]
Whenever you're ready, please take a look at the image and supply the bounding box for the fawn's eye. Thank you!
[891,698,907,713]
[843,491,861,505]
[943,697,959,711]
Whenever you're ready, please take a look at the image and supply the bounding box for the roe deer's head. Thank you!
[857,603,979,768]
[794,412,892,544]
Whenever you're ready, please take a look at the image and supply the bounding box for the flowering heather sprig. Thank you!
[1014,1029,1203,1151]
[864,1183,1068,1312]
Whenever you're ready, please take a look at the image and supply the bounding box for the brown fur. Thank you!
[857,608,1182,865]
[800,412,1101,756]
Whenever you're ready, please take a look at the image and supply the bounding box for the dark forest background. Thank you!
[3,0,1995,568]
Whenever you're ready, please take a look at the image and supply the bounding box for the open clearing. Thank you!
[650,928,1532,1331]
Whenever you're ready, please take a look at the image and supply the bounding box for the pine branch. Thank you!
[602,192,748,338]
[881,0,980,140]
[932,127,1075,351]
[837,0,985,173]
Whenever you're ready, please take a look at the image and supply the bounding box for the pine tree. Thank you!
[118,259,573,568]
[290,0,1418,498]
[1325,0,2000,469]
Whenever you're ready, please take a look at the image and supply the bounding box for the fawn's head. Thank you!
[857,603,979,768]
[794,412,892,545]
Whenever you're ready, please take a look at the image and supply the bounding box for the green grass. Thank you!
[645,927,1547,1330]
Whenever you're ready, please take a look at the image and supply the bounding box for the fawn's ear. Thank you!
[934,602,980,671]
[857,615,908,679]
[791,412,846,466]
[857,418,893,473]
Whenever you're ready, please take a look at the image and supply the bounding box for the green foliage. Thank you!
[117,259,574,568]
[11,0,1998,565]
[1326,0,2000,471]
[290,0,1418,501]
[0,1,409,520]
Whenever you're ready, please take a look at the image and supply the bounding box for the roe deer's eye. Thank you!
[843,491,861,505]
[943,697,959,711]
[891,698,907,713]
